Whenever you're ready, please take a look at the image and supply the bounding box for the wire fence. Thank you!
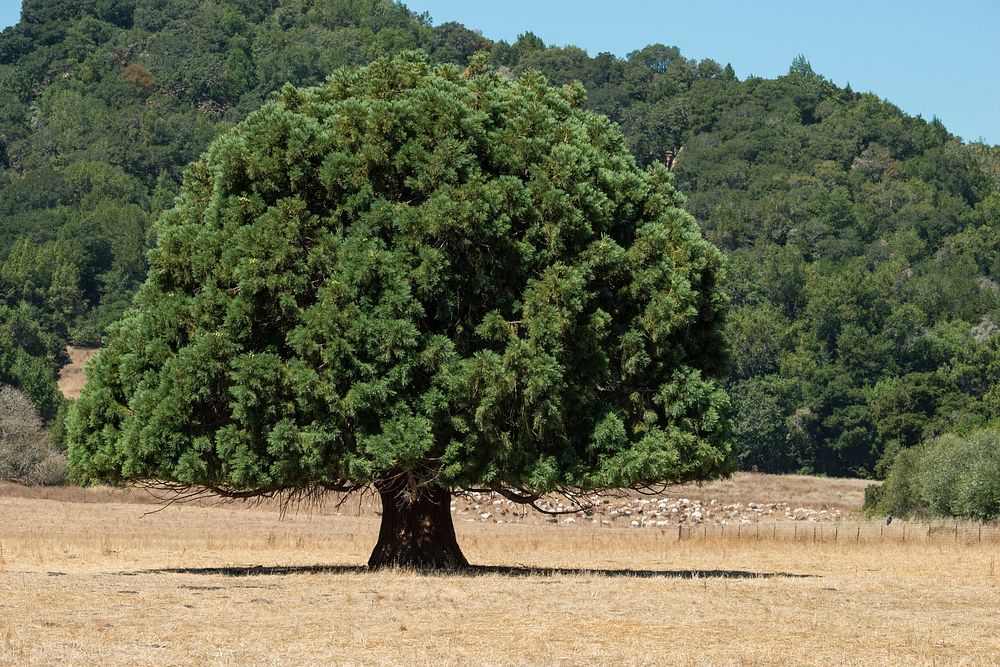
[673,520,1000,545]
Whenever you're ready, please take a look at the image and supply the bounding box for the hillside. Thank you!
[0,0,997,477]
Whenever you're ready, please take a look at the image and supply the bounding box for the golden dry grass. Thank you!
[56,346,100,400]
[2,481,999,666]
[667,471,870,510]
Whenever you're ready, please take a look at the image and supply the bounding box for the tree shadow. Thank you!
[140,564,812,579]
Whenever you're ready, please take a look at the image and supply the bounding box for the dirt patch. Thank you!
[57,346,100,399]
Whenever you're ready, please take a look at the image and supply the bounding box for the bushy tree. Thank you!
[67,53,731,568]
[869,426,1000,520]
[0,385,66,485]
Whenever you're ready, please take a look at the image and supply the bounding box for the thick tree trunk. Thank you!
[367,479,468,570]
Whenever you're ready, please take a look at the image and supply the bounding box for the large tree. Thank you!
[67,52,731,569]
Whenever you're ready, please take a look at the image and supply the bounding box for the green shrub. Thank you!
[920,434,969,516]
[49,399,72,453]
[870,425,1000,520]
[866,445,929,518]
[950,429,1000,520]
[862,482,883,513]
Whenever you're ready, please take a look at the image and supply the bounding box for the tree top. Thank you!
[68,52,731,501]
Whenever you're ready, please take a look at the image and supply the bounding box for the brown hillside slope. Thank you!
[57,346,100,399]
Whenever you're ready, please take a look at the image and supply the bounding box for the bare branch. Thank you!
[130,479,364,517]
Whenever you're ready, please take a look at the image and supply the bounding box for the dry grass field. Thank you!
[56,347,100,400]
[1,478,998,666]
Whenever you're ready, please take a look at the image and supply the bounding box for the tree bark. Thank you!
[368,479,468,570]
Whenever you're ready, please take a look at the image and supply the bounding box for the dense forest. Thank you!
[0,0,997,479]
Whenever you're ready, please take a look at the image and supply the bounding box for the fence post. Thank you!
[902,524,905,543]
[678,524,682,542]
[955,522,959,542]
[979,522,983,543]
[856,524,861,542]
[835,525,838,542]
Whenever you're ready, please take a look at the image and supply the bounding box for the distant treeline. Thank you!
[0,0,997,480]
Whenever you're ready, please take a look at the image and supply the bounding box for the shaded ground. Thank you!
[146,563,811,579]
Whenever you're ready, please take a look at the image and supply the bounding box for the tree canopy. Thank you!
[66,53,731,566]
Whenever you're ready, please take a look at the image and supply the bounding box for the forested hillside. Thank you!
[1,0,997,477]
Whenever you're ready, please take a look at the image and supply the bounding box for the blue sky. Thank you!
[2,1,997,144]
[407,0,1000,145]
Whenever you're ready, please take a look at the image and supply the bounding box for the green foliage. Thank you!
[67,54,732,497]
[869,427,1000,520]
[864,445,925,517]
[0,302,66,421]
[729,375,798,472]
[427,22,490,65]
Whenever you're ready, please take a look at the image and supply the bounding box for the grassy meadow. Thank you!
[1,476,998,666]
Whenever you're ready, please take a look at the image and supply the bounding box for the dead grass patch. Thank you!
[1,487,998,665]
[667,471,870,509]
[56,346,100,400]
